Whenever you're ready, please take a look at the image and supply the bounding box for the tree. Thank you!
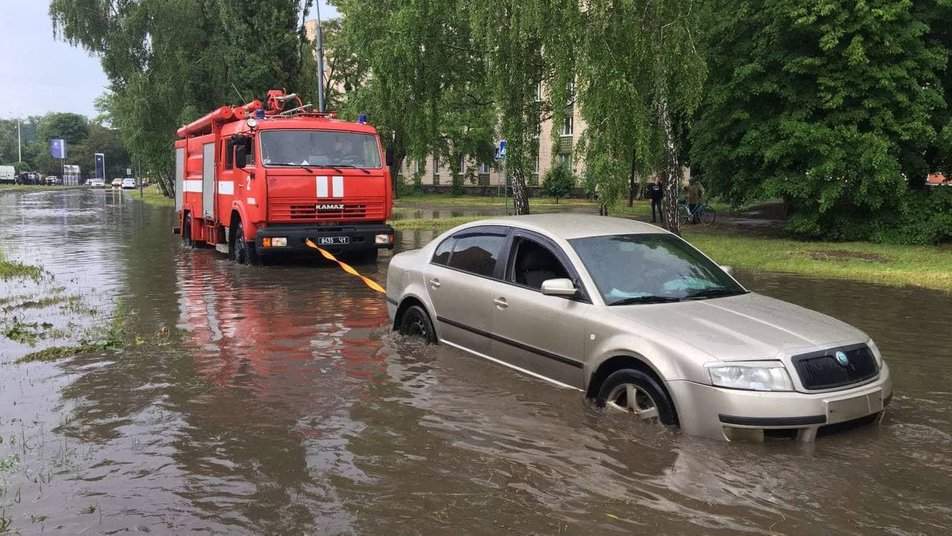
[333,0,496,197]
[50,0,316,195]
[692,0,946,239]
[542,163,575,203]
[575,1,706,234]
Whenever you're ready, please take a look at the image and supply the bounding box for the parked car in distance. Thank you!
[121,177,137,189]
[45,175,60,185]
[387,215,892,442]
[88,177,106,188]
[111,178,123,188]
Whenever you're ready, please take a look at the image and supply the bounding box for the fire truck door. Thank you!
[202,142,215,219]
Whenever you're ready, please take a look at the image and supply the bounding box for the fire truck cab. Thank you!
[174,90,394,264]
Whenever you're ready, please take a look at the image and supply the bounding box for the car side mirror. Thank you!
[541,278,577,297]
[385,147,395,167]
[235,145,248,168]
[720,265,733,275]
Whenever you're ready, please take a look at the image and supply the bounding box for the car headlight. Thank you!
[867,338,883,367]
[707,361,793,391]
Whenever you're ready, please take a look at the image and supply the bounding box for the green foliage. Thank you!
[692,0,947,241]
[541,164,576,202]
[50,0,316,193]
[575,0,707,231]
[333,0,497,197]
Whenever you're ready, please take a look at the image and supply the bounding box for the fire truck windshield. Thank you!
[260,130,381,169]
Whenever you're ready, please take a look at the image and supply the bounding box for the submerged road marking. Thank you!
[304,239,386,294]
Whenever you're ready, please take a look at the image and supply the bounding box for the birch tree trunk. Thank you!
[657,94,681,235]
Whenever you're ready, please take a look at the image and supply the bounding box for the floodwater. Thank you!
[0,189,950,535]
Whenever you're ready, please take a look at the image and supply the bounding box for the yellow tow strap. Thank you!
[305,239,386,294]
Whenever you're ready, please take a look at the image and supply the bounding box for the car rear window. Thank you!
[448,234,505,277]
[432,238,454,265]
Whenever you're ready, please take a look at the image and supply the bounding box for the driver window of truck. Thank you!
[224,139,235,170]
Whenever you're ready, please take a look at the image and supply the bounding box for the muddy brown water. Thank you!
[0,189,950,535]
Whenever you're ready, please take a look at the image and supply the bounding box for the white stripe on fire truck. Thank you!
[218,181,234,195]
[184,180,203,193]
[332,175,344,198]
[316,175,328,198]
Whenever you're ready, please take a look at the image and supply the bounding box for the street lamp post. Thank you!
[315,2,326,113]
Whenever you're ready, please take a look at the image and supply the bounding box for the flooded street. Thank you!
[1,189,951,535]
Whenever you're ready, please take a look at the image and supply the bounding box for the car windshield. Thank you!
[260,130,381,168]
[569,233,746,305]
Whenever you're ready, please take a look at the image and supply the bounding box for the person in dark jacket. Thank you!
[648,180,663,223]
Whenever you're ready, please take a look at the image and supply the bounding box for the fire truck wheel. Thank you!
[183,214,193,248]
[399,305,436,343]
[233,222,259,265]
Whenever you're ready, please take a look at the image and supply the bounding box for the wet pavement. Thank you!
[0,188,951,535]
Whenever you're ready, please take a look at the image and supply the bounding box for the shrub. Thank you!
[542,165,576,203]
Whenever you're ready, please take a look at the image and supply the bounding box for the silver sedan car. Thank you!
[386,215,892,442]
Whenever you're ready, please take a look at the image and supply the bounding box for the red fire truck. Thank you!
[174,89,394,263]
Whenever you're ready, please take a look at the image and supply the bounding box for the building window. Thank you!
[479,162,491,174]
[415,159,424,174]
[432,155,440,185]
[557,153,572,170]
[561,113,574,137]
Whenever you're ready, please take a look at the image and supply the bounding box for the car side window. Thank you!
[508,237,571,290]
[448,233,506,277]
[432,237,454,265]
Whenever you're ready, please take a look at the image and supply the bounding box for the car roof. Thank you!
[459,214,669,240]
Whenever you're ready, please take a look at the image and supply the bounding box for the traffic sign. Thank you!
[495,139,507,160]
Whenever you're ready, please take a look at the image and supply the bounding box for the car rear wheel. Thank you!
[183,214,194,248]
[597,369,677,425]
[398,305,436,343]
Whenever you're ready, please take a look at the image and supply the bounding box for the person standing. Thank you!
[687,179,705,224]
[648,179,663,223]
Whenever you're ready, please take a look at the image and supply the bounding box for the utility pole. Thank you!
[17,119,21,163]
[315,2,326,113]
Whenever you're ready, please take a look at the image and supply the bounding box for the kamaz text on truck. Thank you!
[174,89,395,264]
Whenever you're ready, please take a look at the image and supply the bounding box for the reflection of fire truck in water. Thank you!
[179,250,390,399]
[174,89,395,264]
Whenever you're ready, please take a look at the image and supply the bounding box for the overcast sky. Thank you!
[0,1,339,120]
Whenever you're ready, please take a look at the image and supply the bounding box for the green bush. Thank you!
[786,187,952,245]
[542,165,576,203]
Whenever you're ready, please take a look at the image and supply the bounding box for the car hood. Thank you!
[609,292,867,362]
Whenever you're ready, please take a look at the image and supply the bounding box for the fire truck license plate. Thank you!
[318,236,350,246]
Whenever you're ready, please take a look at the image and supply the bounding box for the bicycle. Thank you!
[678,200,717,225]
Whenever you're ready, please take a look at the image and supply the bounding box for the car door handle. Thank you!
[430,278,441,289]
[493,297,508,309]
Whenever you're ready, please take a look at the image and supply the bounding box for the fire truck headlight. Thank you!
[375,233,393,245]
[271,237,287,247]
[246,118,258,129]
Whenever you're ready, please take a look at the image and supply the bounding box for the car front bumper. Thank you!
[668,362,892,442]
[254,223,395,255]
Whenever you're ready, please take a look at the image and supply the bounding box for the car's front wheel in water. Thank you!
[596,369,677,425]
[398,304,436,343]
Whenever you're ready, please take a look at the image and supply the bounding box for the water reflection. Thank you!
[0,189,950,535]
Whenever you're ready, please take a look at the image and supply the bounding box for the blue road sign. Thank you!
[50,139,67,159]
[495,139,507,161]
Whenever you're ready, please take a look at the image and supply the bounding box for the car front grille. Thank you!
[792,344,878,390]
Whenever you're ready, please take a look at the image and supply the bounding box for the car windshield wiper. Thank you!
[268,162,314,172]
[683,288,745,300]
[608,295,683,306]
[328,164,371,174]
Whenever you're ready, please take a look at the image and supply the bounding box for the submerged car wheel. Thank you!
[597,369,677,425]
[398,305,436,343]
